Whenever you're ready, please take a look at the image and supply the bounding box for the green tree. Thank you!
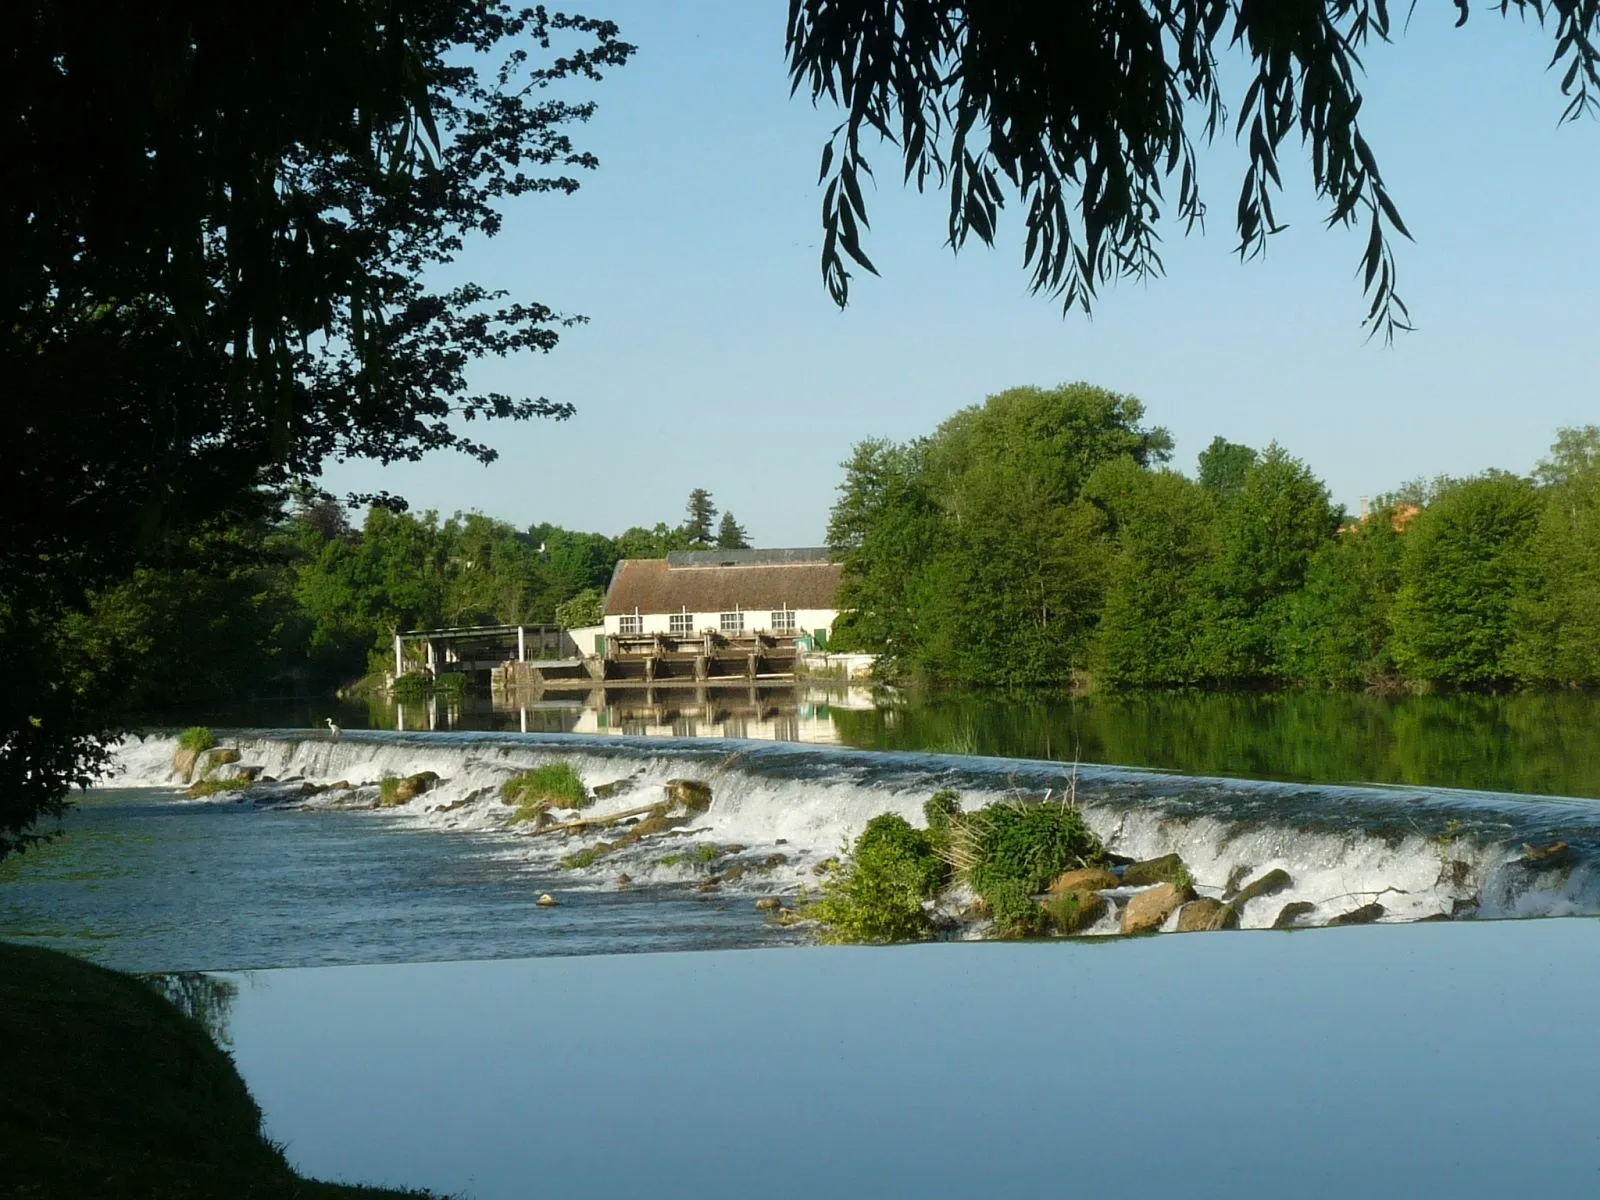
[1278,509,1406,687]
[787,2,1600,338]
[1087,463,1219,688]
[1197,437,1258,507]
[1201,445,1339,681]
[555,588,605,630]
[2,3,633,858]
[684,489,718,547]
[1390,474,1542,686]
[1510,427,1600,684]
[716,512,751,550]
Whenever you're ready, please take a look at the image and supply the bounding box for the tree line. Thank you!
[828,383,1600,691]
[63,489,753,712]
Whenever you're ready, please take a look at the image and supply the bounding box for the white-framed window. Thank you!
[720,610,744,634]
[770,609,796,633]
[619,613,642,635]
[669,611,694,636]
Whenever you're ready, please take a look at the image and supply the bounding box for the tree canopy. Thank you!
[1,2,634,859]
[786,1,1600,338]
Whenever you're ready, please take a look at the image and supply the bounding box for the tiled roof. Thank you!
[605,557,842,616]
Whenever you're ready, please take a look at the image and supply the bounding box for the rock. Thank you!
[1521,841,1568,865]
[1175,897,1238,932]
[172,747,200,783]
[763,853,790,869]
[385,770,442,806]
[1044,889,1106,934]
[1232,868,1292,907]
[433,798,472,814]
[1121,882,1195,934]
[1121,854,1191,888]
[812,856,840,877]
[535,893,559,907]
[722,844,747,856]
[616,874,632,887]
[665,778,713,812]
[1327,902,1385,926]
[1223,864,1253,897]
[327,780,351,792]
[721,864,747,884]
[696,879,720,893]
[1272,901,1316,929]
[198,747,241,778]
[593,773,642,800]
[1048,867,1120,895]
[755,897,782,912]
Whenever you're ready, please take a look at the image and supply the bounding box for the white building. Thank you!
[602,548,842,647]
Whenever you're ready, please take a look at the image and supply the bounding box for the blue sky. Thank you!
[325,2,1600,546]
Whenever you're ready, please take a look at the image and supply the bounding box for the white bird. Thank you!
[325,717,341,740]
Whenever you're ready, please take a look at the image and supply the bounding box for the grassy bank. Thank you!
[0,941,438,1199]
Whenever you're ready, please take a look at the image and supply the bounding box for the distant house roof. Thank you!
[664,547,833,568]
[605,553,842,617]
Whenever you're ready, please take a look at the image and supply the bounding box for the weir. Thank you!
[108,730,1600,932]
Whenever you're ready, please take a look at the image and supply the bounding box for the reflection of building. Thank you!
[604,548,842,645]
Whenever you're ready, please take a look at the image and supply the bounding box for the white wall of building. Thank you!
[603,607,837,639]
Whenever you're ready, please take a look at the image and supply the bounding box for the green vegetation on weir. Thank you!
[829,384,1600,692]
[504,763,591,823]
[0,941,434,1198]
[807,791,1107,942]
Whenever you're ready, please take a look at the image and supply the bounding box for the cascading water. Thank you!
[107,729,1600,931]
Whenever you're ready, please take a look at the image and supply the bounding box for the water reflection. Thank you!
[144,971,239,1046]
[140,686,1600,798]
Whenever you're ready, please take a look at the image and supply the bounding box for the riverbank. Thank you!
[0,941,434,1199]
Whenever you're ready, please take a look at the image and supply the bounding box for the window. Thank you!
[770,609,796,633]
[720,610,744,634]
[669,611,694,636]
[619,613,642,635]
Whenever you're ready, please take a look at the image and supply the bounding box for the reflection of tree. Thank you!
[145,973,239,1047]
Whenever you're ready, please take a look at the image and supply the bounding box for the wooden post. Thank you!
[426,640,437,675]
[394,633,404,679]
[517,625,526,663]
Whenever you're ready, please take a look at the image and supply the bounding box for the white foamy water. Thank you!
[108,729,1600,931]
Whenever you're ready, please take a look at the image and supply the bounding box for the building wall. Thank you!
[603,607,837,640]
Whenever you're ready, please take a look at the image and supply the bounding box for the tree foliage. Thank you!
[1,2,635,858]
[836,388,1600,696]
[786,1,1600,338]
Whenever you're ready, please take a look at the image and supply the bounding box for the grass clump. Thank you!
[804,814,950,944]
[694,842,720,865]
[560,845,608,870]
[187,776,251,798]
[503,762,589,824]
[378,775,403,806]
[176,726,215,753]
[950,800,1106,936]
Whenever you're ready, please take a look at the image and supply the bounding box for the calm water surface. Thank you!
[217,922,1600,1200]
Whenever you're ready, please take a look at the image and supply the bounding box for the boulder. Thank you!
[1272,901,1316,929]
[535,893,559,907]
[1223,864,1253,897]
[593,772,643,801]
[172,748,200,783]
[1521,841,1568,866]
[1049,867,1120,895]
[665,778,713,812]
[616,874,632,887]
[1044,889,1107,934]
[1232,868,1292,907]
[755,896,783,912]
[1327,902,1385,926]
[1175,897,1238,932]
[1121,882,1195,934]
[763,853,790,869]
[385,770,442,806]
[1121,854,1191,888]
[197,747,241,778]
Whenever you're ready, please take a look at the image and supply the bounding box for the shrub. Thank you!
[923,789,963,857]
[950,800,1106,937]
[561,846,607,870]
[177,727,215,754]
[503,763,588,824]
[805,813,950,944]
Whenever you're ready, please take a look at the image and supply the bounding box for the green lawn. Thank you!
[0,941,442,1199]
